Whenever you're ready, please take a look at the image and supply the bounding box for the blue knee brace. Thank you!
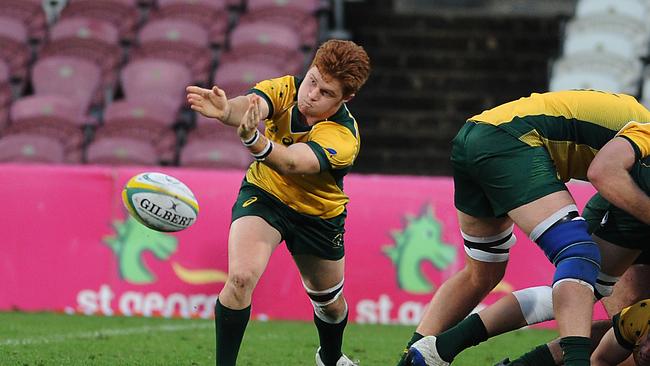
[535,218,601,286]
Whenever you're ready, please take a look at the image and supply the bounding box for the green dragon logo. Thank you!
[383,205,457,294]
[103,217,178,284]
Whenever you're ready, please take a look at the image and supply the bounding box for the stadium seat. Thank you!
[575,0,650,26]
[6,95,90,161]
[219,43,304,76]
[0,0,47,41]
[229,21,302,51]
[150,0,229,46]
[132,19,212,84]
[32,56,103,113]
[120,59,192,112]
[187,112,242,144]
[180,139,252,169]
[213,60,284,97]
[246,0,323,13]
[59,0,139,42]
[549,52,643,95]
[0,133,66,164]
[0,59,11,130]
[43,17,123,104]
[239,3,320,47]
[85,137,159,166]
[0,17,31,81]
[97,98,180,163]
[563,15,649,59]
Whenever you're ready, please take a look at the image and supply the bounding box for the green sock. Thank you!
[559,336,591,366]
[395,332,424,366]
[436,313,488,362]
[314,312,348,366]
[215,299,250,366]
[508,344,556,366]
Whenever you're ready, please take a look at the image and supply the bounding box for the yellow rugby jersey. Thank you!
[468,90,650,181]
[245,75,360,219]
[613,299,650,350]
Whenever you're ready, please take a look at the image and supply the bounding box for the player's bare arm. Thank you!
[239,94,320,175]
[186,85,252,127]
[588,137,650,226]
[591,328,632,366]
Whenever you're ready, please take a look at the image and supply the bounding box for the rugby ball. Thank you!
[122,172,199,232]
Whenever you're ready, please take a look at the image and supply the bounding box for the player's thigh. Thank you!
[603,264,650,317]
[594,235,642,277]
[451,122,567,220]
[229,182,284,276]
[293,254,345,291]
[457,210,513,237]
[508,190,577,236]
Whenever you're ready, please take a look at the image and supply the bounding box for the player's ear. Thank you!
[343,94,355,103]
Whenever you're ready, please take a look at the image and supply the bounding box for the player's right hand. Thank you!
[186,85,230,121]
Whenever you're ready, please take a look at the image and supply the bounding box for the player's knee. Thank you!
[226,270,259,294]
[462,225,516,263]
[532,207,601,288]
[594,272,620,299]
[305,279,347,323]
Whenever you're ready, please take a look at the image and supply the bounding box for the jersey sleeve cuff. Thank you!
[306,141,331,172]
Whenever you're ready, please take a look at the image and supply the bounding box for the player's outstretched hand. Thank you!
[238,94,261,141]
[186,85,229,120]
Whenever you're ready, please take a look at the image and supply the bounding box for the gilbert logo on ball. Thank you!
[122,172,199,232]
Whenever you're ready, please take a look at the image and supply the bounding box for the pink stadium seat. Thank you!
[180,139,252,169]
[239,5,318,47]
[86,137,159,166]
[32,56,103,112]
[246,0,323,13]
[59,0,139,42]
[187,112,241,144]
[104,98,178,127]
[229,21,301,51]
[0,0,47,41]
[0,133,66,164]
[7,95,89,159]
[150,1,229,46]
[0,16,28,42]
[50,17,120,45]
[0,18,30,81]
[99,98,180,162]
[121,59,192,111]
[42,18,122,102]
[214,60,284,97]
[133,19,212,84]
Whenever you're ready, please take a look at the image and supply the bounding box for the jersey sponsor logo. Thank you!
[282,136,294,145]
[325,148,337,155]
[242,197,258,207]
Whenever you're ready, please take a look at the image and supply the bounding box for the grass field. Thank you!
[0,312,558,365]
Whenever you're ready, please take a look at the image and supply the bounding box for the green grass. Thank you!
[0,312,558,365]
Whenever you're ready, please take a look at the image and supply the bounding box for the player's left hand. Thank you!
[238,94,261,140]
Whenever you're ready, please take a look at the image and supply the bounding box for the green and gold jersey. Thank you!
[246,75,360,219]
[613,299,650,350]
[468,90,650,181]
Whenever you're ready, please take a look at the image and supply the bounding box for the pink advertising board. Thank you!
[0,164,603,324]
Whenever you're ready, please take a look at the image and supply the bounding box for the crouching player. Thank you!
[401,155,650,365]
[399,90,650,366]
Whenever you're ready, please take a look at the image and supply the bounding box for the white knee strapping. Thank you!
[529,204,579,242]
[462,225,516,262]
[512,286,554,325]
[594,272,620,298]
[304,279,347,323]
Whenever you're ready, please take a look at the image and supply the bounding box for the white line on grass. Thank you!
[0,323,212,347]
